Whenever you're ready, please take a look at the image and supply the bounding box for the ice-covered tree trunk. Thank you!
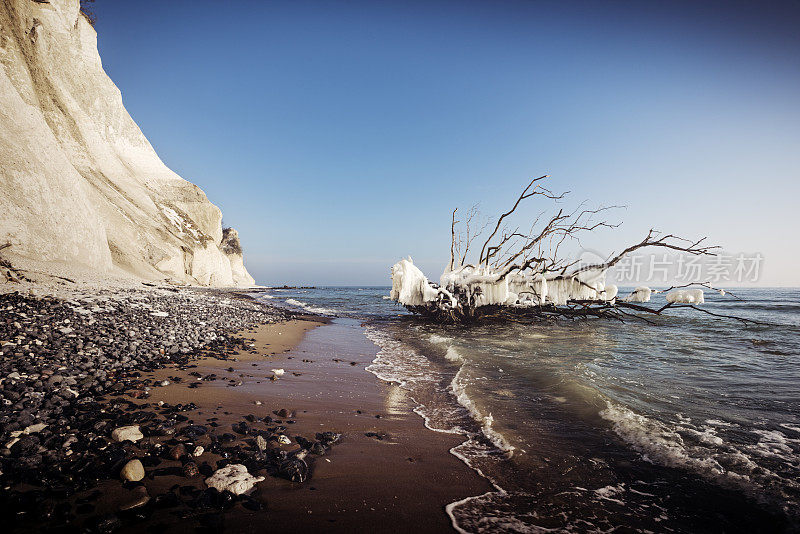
[389,176,756,325]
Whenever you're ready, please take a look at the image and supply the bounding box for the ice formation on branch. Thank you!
[386,176,747,324]
[621,286,652,303]
[666,288,705,304]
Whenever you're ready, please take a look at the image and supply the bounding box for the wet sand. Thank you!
[111,315,491,532]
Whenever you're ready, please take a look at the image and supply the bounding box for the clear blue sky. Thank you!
[92,0,800,286]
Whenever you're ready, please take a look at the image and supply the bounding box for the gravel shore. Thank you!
[0,286,342,532]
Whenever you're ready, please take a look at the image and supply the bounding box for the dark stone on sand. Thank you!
[10,435,40,457]
[278,457,309,483]
[199,462,214,477]
[178,425,208,438]
[0,290,291,530]
[316,431,341,445]
[191,488,218,510]
[295,436,313,449]
[119,486,150,511]
[182,461,199,477]
[240,496,264,511]
[168,443,186,460]
[232,421,250,435]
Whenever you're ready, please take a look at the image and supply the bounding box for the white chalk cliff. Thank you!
[0,0,255,287]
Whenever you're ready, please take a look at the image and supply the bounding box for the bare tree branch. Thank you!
[392,175,761,328]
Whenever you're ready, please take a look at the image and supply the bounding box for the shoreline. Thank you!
[142,315,492,532]
[0,286,489,532]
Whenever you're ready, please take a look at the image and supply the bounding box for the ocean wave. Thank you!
[450,365,515,455]
[365,327,476,439]
[446,487,655,534]
[366,326,515,454]
[600,401,800,513]
[284,298,336,316]
[365,326,523,533]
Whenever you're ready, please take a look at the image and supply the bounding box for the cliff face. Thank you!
[0,0,255,287]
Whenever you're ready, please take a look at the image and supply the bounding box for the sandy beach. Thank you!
[0,287,489,533]
[141,316,491,533]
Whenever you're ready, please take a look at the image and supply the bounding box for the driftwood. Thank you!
[392,176,768,327]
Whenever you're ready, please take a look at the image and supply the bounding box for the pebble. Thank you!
[182,461,199,477]
[279,456,309,483]
[112,425,143,443]
[120,459,145,482]
[119,486,150,511]
[168,443,186,460]
[0,289,342,531]
[205,464,265,495]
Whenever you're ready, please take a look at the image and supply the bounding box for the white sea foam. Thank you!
[751,429,797,458]
[364,327,440,390]
[594,484,626,505]
[364,326,519,532]
[600,400,800,507]
[602,402,731,476]
[450,363,515,455]
[444,346,464,362]
[284,298,336,315]
[705,418,736,427]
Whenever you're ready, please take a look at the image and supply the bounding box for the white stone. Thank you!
[120,459,145,482]
[205,464,265,495]
[23,423,47,434]
[111,425,143,442]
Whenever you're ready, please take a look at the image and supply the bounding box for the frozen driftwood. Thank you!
[390,176,763,326]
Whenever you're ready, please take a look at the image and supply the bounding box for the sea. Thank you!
[255,287,800,533]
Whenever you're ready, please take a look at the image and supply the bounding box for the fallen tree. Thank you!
[389,176,764,325]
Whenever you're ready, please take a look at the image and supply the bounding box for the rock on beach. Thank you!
[205,464,265,495]
[112,426,143,443]
[120,459,145,482]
